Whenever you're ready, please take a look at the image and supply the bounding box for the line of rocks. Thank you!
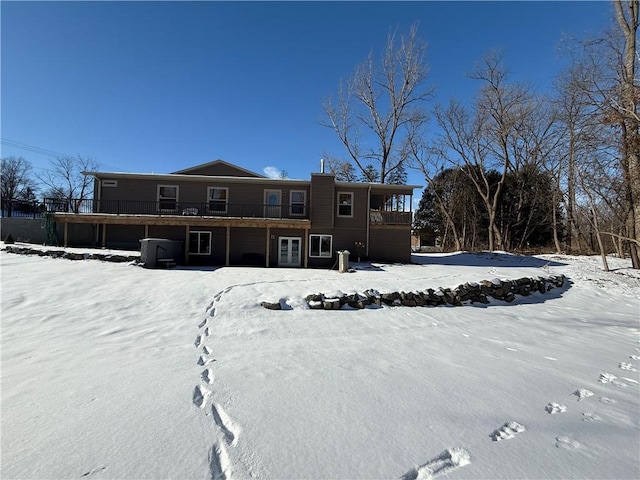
[2,245,140,263]
[260,274,567,310]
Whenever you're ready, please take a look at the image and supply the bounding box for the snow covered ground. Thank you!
[1,244,639,479]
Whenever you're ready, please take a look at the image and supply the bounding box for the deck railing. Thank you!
[42,198,412,225]
[43,198,309,220]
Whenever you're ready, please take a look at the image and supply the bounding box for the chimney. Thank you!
[320,158,325,173]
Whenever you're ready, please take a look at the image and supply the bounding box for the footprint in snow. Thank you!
[211,403,238,446]
[209,442,231,480]
[599,396,616,404]
[572,389,594,401]
[611,378,629,388]
[619,362,637,372]
[208,307,216,317]
[198,318,207,329]
[193,385,210,409]
[490,421,525,442]
[630,355,640,361]
[203,345,212,355]
[401,447,470,480]
[194,334,203,348]
[582,412,601,422]
[556,436,580,450]
[197,355,213,366]
[545,402,567,414]
[598,373,617,384]
[204,327,211,337]
[201,368,214,385]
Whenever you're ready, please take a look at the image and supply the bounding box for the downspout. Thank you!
[366,185,371,257]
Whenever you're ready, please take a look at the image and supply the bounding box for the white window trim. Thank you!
[207,186,228,213]
[157,185,179,212]
[189,231,212,255]
[337,191,354,218]
[290,190,306,216]
[309,234,332,258]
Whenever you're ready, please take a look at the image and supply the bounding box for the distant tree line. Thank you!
[1,155,98,217]
[322,0,639,269]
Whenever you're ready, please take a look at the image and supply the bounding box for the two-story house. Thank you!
[47,160,418,268]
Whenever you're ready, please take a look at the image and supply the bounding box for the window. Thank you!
[157,185,178,212]
[290,190,306,216]
[189,231,211,255]
[309,234,332,258]
[337,192,353,217]
[208,187,228,213]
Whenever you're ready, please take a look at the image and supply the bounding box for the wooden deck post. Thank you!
[144,224,149,238]
[265,226,270,267]
[304,228,309,268]
[64,222,68,247]
[185,225,190,263]
[101,223,106,248]
[225,226,231,266]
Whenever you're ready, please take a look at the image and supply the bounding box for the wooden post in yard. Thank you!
[304,228,309,268]
[64,222,68,247]
[265,226,270,267]
[101,223,106,248]
[185,225,190,264]
[225,225,230,266]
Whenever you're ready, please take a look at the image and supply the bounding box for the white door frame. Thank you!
[264,189,282,218]
[278,236,302,267]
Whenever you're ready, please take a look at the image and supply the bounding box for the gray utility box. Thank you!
[338,249,350,273]
[140,238,183,268]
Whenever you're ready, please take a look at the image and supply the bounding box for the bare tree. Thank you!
[565,0,640,266]
[322,154,359,182]
[322,24,433,183]
[431,51,537,251]
[614,0,640,267]
[1,156,38,216]
[39,155,99,212]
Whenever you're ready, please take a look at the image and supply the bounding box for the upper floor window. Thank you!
[208,187,228,213]
[157,185,178,212]
[337,192,354,217]
[290,190,306,216]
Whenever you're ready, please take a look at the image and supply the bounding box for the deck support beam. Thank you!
[225,226,231,266]
[185,225,190,263]
[304,228,309,268]
[265,226,270,267]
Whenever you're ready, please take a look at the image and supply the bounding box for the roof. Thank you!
[172,159,265,178]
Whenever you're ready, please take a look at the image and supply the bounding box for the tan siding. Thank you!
[104,224,145,250]
[229,228,266,265]
[310,174,335,228]
[369,228,411,263]
[147,225,185,241]
[334,187,368,231]
[98,178,309,219]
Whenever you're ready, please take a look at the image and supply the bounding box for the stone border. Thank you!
[260,275,568,310]
[2,245,139,263]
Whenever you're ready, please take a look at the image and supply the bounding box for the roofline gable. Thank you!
[172,159,266,178]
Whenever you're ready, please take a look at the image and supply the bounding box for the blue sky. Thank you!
[2,1,613,192]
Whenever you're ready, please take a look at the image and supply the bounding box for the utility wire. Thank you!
[1,137,127,172]
[1,137,71,158]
